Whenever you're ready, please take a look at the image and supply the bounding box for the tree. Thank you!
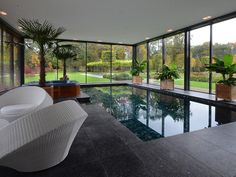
[18,19,65,85]
[165,34,184,71]
[53,44,77,79]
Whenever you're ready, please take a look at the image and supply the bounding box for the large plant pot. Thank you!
[216,83,236,101]
[132,76,142,84]
[160,79,174,90]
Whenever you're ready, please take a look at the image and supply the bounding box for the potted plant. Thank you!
[52,43,77,81]
[155,64,180,90]
[205,54,236,101]
[130,60,146,84]
[18,19,65,86]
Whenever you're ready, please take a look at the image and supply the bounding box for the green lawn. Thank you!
[25,71,216,92]
[25,72,110,83]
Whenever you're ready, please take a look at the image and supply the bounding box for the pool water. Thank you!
[83,86,236,141]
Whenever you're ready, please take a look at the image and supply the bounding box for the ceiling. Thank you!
[1,0,236,44]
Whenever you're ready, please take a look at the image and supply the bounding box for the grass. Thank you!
[25,71,216,92]
[25,72,110,83]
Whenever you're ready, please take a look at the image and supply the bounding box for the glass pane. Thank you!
[87,43,111,83]
[190,26,210,92]
[66,42,86,83]
[24,39,40,83]
[13,37,21,86]
[149,40,162,85]
[45,50,57,81]
[112,45,132,83]
[165,33,185,89]
[0,27,3,91]
[212,18,236,93]
[3,31,11,89]
[136,43,147,83]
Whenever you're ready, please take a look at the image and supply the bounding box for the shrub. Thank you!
[87,60,132,72]
[103,73,132,80]
[190,72,222,83]
[103,73,112,79]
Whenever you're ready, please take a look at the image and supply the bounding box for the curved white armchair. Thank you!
[0,100,88,172]
[0,86,53,122]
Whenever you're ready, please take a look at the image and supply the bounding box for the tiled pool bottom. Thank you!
[83,86,236,141]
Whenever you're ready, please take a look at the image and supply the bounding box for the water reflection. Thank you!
[83,86,235,141]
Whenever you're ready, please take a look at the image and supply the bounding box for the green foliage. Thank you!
[52,44,77,60]
[205,54,236,85]
[130,60,147,76]
[87,61,110,67]
[101,50,112,62]
[155,64,180,80]
[190,72,222,83]
[103,73,131,80]
[18,19,65,49]
[18,18,65,85]
[87,60,132,72]
[52,44,77,78]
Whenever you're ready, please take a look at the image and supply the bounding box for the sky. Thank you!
[191,18,236,46]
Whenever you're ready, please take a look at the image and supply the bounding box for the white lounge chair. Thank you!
[0,100,88,172]
[0,86,53,122]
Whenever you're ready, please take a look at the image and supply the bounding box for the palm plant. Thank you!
[18,19,65,86]
[205,54,236,85]
[155,64,180,80]
[52,44,77,80]
[130,60,147,76]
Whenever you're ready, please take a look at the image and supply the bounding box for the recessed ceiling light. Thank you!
[202,16,212,20]
[167,29,173,32]
[145,37,150,40]
[0,11,7,16]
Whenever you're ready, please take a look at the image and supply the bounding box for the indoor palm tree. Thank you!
[18,19,65,86]
[52,44,77,80]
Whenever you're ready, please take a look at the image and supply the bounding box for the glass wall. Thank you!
[136,43,147,83]
[24,40,133,84]
[149,40,162,85]
[22,15,236,92]
[0,25,22,92]
[164,33,185,89]
[112,45,132,82]
[212,18,236,93]
[87,43,111,83]
[190,26,210,92]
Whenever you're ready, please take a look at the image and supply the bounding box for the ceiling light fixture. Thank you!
[145,37,150,40]
[18,26,23,30]
[202,16,212,20]
[0,11,7,16]
[167,29,173,32]
[97,40,102,42]
[118,42,123,44]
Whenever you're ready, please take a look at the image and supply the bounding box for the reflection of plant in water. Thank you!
[129,94,147,119]
[84,87,148,121]
[83,87,133,120]
[149,93,185,121]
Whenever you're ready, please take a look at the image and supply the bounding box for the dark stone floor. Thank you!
[1,104,236,177]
